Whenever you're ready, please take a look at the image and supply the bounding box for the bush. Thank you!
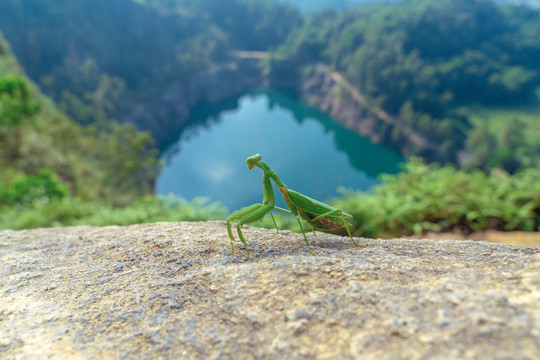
[0,168,69,207]
[332,158,540,237]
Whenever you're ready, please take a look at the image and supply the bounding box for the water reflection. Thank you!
[157,89,403,210]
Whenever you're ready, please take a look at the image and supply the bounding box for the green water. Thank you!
[157,89,404,211]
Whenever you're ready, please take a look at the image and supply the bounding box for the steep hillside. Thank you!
[0,33,159,206]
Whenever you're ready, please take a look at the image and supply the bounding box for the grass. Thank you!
[0,196,228,230]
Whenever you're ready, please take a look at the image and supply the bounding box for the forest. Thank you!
[267,0,540,170]
[0,0,539,235]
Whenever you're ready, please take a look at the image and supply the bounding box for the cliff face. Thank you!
[296,65,445,161]
[123,61,262,147]
[1,222,538,358]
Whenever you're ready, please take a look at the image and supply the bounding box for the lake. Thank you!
[156,89,404,211]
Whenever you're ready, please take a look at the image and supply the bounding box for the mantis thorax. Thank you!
[258,161,287,189]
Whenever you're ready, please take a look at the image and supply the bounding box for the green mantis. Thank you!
[227,154,365,259]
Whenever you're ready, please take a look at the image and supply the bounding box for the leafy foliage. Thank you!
[0,74,41,161]
[464,107,540,172]
[0,34,160,207]
[332,158,540,237]
[0,169,69,207]
[274,0,540,109]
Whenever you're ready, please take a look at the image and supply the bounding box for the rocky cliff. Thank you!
[1,222,538,359]
[296,65,445,161]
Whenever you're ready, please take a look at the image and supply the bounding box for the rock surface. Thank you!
[1,221,538,359]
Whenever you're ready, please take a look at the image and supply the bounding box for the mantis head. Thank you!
[246,154,262,169]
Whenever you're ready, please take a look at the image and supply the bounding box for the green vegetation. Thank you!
[333,159,540,237]
[0,169,69,208]
[1,0,538,238]
[464,104,540,172]
[0,33,159,213]
[267,0,540,169]
[0,195,226,230]
[0,72,159,205]
[0,50,225,230]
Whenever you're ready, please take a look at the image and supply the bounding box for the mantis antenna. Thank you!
[231,134,251,154]
[231,122,262,155]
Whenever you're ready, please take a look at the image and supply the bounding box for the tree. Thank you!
[464,124,498,170]
[0,74,40,161]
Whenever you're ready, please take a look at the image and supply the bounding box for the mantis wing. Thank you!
[282,188,353,236]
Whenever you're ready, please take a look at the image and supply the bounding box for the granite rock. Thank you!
[1,222,538,359]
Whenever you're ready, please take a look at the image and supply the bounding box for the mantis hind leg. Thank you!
[311,209,365,248]
[337,214,367,248]
[272,204,314,255]
[295,216,314,255]
[341,217,362,247]
[269,211,279,234]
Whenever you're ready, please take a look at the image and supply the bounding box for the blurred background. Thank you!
[0,0,538,241]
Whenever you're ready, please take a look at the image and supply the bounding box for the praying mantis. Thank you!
[227,154,366,259]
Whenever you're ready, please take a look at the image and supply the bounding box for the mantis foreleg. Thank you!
[227,203,274,259]
[227,172,277,259]
[227,203,261,248]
